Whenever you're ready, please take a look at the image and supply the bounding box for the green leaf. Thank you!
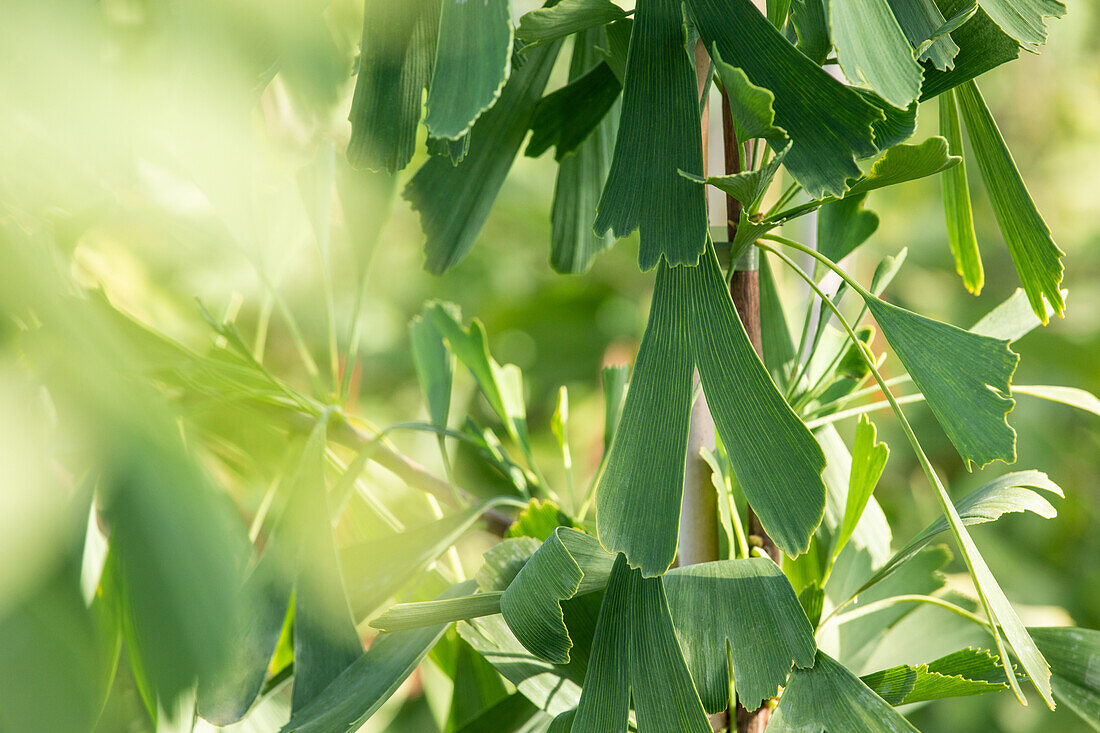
[501,528,615,664]
[453,692,543,733]
[940,89,984,294]
[549,29,620,274]
[347,0,438,172]
[527,61,621,162]
[770,652,919,732]
[597,18,633,81]
[427,133,472,165]
[867,296,1018,469]
[888,0,961,70]
[478,537,543,592]
[970,287,1056,341]
[446,637,510,731]
[976,0,1065,50]
[371,592,505,632]
[571,555,711,733]
[858,88,919,151]
[760,254,797,384]
[664,558,817,712]
[1013,385,1100,418]
[833,415,889,562]
[410,310,454,433]
[711,49,788,144]
[768,0,794,26]
[280,582,475,733]
[600,364,630,454]
[689,0,883,197]
[920,1,1021,100]
[828,0,924,109]
[683,142,789,210]
[593,0,708,270]
[858,471,1063,596]
[956,80,1065,323]
[1030,627,1100,730]
[597,249,828,573]
[425,0,513,140]
[507,499,573,541]
[860,647,1008,704]
[407,37,562,273]
[516,0,628,49]
[789,0,831,65]
[847,136,961,196]
[818,193,880,264]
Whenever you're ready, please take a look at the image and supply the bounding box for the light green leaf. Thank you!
[688,0,883,197]
[848,136,960,196]
[427,133,471,165]
[857,470,1063,596]
[347,0,438,172]
[888,0,960,70]
[768,0,794,26]
[527,61,621,162]
[789,0,831,65]
[829,0,924,109]
[711,49,788,144]
[1030,627,1100,730]
[507,498,573,541]
[410,310,454,434]
[770,652,919,732]
[280,582,475,733]
[818,193,880,264]
[977,0,1065,50]
[1013,385,1100,418]
[446,636,510,731]
[860,647,1009,704]
[833,415,889,562]
[593,0,708,269]
[969,287,1059,342]
[370,592,505,632]
[664,558,817,712]
[683,143,789,210]
[501,528,615,664]
[956,80,1065,322]
[920,1,1021,100]
[425,0,513,140]
[867,296,1018,469]
[516,0,628,49]
[549,29,620,274]
[571,554,711,733]
[940,89,984,294]
[600,365,630,454]
[478,537,543,592]
[407,37,562,273]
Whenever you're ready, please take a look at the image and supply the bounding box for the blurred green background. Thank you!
[1,0,1097,731]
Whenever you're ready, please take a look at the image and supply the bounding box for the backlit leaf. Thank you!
[860,647,1008,704]
[939,89,984,294]
[1013,385,1100,418]
[833,415,889,562]
[888,0,960,70]
[847,136,960,196]
[920,1,1021,100]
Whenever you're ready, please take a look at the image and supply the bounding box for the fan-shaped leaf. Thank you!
[829,0,924,109]
[833,415,889,562]
[517,0,628,49]
[888,0,961,70]
[977,0,1065,51]
[920,2,1021,100]
[860,647,1009,704]
[818,193,880,264]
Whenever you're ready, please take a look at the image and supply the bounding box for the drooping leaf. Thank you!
[818,193,880,264]
[939,88,984,294]
[847,136,960,196]
[857,471,1063,596]
[711,49,788,144]
[593,0,708,269]
[597,18,634,81]
[478,537,543,592]
[956,80,1065,322]
[859,89,920,151]
[860,647,1008,704]
[867,296,1018,469]
[770,652,919,732]
[501,528,615,664]
[888,0,960,70]
[571,555,711,733]
[1013,385,1100,418]
[425,0,513,140]
[527,61,621,162]
[347,0,439,172]
[549,28,620,274]
[920,1,1021,100]
[688,0,883,197]
[828,0,924,109]
[1030,627,1100,730]
[664,558,817,713]
[407,38,563,273]
[516,0,628,49]
[280,582,475,733]
[976,0,1065,50]
[427,133,472,165]
[683,142,789,211]
[833,415,889,562]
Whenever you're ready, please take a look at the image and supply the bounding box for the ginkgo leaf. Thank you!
[818,193,880,265]
[600,364,629,454]
[682,143,788,210]
[280,582,476,733]
[833,415,889,562]
[516,0,628,49]
[770,652,919,732]
[500,528,615,664]
[847,136,960,196]
[920,2,1021,100]
[688,0,884,198]
[425,0,513,140]
[526,61,621,162]
[867,296,1018,469]
[969,287,1061,342]
[347,0,438,172]
[940,88,984,294]
[571,555,711,733]
[593,0,708,269]
[1013,385,1100,418]
[1030,627,1100,730]
[956,80,1065,323]
[860,647,1009,705]
[888,0,961,70]
[370,592,505,632]
[977,0,1065,51]
[858,88,919,151]
[663,558,817,712]
[711,48,788,144]
[760,254,797,383]
[409,309,454,434]
[829,0,924,109]
[789,0,831,65]
[407,38,562,273]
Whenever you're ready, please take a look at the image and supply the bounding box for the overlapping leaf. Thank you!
[593,0,707,269]
[1031,627,1100,730]
[977,0,1065,51]
[516,0,628,49]
[860,647,1009,705]
[920,2,1021,100]
[829,0,924,109]
[818,193,880,264]
[888,0,961,69]
[940,89,984,293]
[833,415,889,562]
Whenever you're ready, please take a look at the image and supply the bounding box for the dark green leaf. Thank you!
[527,62,621,162]
[517,0,628,49]
[447,637,509,731]
[600,365,630,454]
[920,2,1021,100]
[760,253,797,384]
[789,0,831,65]
[828,0,924,109]
[818,193,879,264]
[888,0,960,69]
[712,49,788,145]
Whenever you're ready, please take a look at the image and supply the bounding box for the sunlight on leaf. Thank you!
[860,647,1009,705]
[939,89,984,294]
